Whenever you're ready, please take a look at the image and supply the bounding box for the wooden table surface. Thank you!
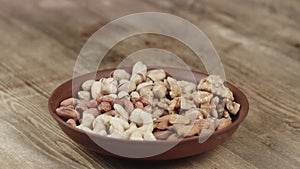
[0,0,299,168]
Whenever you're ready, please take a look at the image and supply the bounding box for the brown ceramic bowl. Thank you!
[48,68,249,160]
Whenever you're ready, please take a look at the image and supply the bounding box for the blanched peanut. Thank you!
[113,69,130,80]
[78,91,91,101]
[147,69,166,81]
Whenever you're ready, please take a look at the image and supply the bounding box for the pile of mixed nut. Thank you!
[56,62,241,141]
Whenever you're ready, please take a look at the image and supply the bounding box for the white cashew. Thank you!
[77,91,91,101]
[81,80,95,91]
[91,81,102,99]
[81,113,95,129]
[130,109,153,131]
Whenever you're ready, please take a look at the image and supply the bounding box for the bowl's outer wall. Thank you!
[49,68,249,160]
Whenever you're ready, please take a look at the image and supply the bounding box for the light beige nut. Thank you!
[130,130,144,141]
[81,113,95,129]
[98,102,112,113]
[193,91,214,104]
[77,91,91,101]
[183,93,194,100]
[93,117,107,134]
[177,80,196,94]
[82,80,95,91]
[131,61,147,81]
[66,119,77,127]
[108,132,127,139]
[139,86,154,97]
[217,118,232,130]
[147,69,166,81]
[76,125,93,133]
[136,81,153,91]
[114,104,129,120]
[113,69,130,81]
[124,99,134,114]
[180,97,196,110]
[61,98,76,107]
[101,77,118,86]
[153,84,167,98]
[118,80,129,92]
[91,81,102,99]
[109,119,126,133]
[102,83,118,95]
[76,99,89,106]
[143,131,156,141]
[167,77,181,99]
[131,73,146,86]
[226,100,241,115]
[125,123,138,137]
[118,91,129,99]
[94,115,130,138]
[118,80,136,93]
[56,107,79,120]
[130,91,140,102]
[129,109,153,131]
[83,108,99,117]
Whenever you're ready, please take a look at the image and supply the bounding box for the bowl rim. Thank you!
[48,67,249,145]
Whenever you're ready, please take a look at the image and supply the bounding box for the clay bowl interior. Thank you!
[48,67,249,160]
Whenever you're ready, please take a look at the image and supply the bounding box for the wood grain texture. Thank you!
[0,0,299,168]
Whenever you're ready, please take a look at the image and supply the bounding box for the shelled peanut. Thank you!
[56,61,240,141]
